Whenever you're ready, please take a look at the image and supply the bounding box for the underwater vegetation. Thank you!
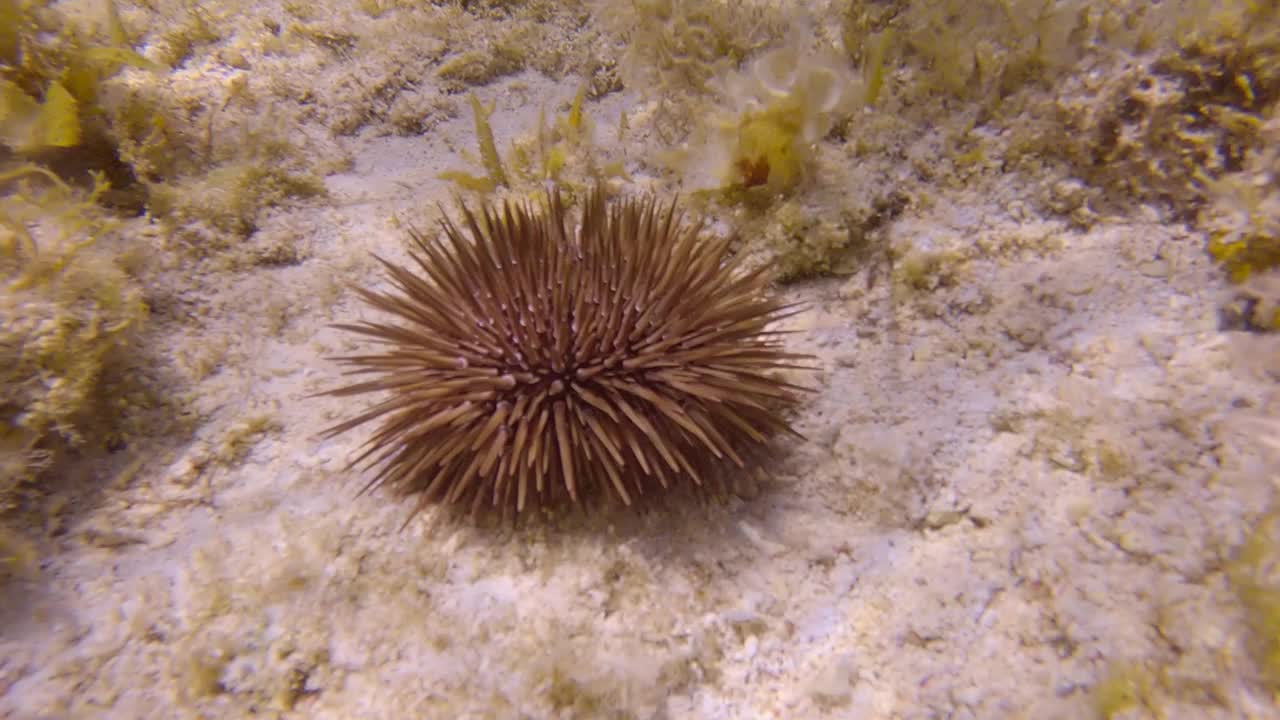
[1053,1,1278,205]
[2,0,330,234]
[440,86,629,198]
[0,0,1272,535]
[0,0,1276,715]
[674,31,859,195]
[320,187,811,523]
[600,0,1280,285]
[1229,513,1280,694]
[1204,109,1280,300]
[0,0,333,555]
[0,165,145,510]
[0,0,162,157]
[606,0,783,135]
[422,0,1280,285]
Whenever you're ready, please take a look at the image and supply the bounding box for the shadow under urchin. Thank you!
[319,186,812,526]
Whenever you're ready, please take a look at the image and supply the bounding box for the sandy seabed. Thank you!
[2,3,1279,719]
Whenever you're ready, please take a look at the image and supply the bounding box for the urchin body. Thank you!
[322,187,808,522]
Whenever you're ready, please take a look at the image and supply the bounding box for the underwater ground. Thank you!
[2,1,1279,718]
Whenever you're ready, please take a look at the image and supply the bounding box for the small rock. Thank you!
[924,508,966,530]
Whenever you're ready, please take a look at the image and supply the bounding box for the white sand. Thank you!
[1,3,1277,719]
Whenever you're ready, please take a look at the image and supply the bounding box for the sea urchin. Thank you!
[321,187,810,523]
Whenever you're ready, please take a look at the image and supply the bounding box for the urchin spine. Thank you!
[321,187,809,522]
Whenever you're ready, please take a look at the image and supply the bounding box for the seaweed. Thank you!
[751,200,857,281]
[0,164,146,502]
[1210,230,1280,286]
[0,522,36,579]
[1091,662,1153,719]
[439,93,509,192]
[859,28,894,107]
[0,0,163,155]
[674,31,858,196]
[1050,0,1280,216]
[604,0,783,140]
[893,0,1092,105]
[435,41,526,91]
[440,84,627,198]
[610,0,779,98]
[1203,110,1280,286]
[148,158,327,239]
[1228,513,1280,691]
